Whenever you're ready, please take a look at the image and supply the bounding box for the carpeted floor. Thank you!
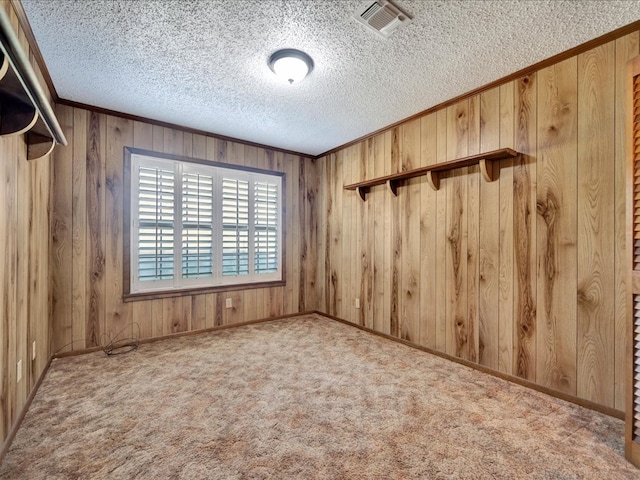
[1,314,639,479]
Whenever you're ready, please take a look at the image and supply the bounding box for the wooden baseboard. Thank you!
[313,310,625,421]
[0,355,53,465]
[53,311,317,359]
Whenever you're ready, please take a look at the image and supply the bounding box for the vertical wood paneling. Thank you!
[467,95,481,362]
[0,1,53,445]
[435,109,448,351]
[381,131,392,335]
[479,86,500,369]
[86,112,107,347]
[498,82,515,375]
[357,144,368,327]
[514,74,537,381]
[0,136,7,439]
[71,108,87,348]
[390,128,400,337]
[445,100,469,358]
[317,36,633,412]
[577,43,616,406]
[420,113,437,348]
[400,119,420,342]
[105,116,133,340]
[51,105,73,353]
[535,57,578,394]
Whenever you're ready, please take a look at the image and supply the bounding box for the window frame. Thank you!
[123,147,286,302]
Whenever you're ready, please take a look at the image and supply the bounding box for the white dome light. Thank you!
[268,49,314,84]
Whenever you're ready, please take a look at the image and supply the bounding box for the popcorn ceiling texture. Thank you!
[22,0,640,156]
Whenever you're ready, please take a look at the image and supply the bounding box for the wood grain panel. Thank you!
[498,81,515,375]
[105,116,133,340]
[51,104,73,353]
[577,42,616,407]
[420,113,437,348]
[400,119,421,342]
[86,112,106,347]
[0,136,7,440]
[513,74,537,381]
[16,138,27,407]
[390,128,400,336]
[435,108,448,351]
[363,142,374,328]
[71,108,87,347]
[535,58,577,394]
[381,131,392,335]
[445,101,469,358]
[467,95,480,362]
[303,156,319,312]
[1,129,18,433]
[479,86,500,369]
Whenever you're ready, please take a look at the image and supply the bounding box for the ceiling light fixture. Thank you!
[268,49,314,84]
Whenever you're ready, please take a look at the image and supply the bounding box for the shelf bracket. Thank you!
[479,158,498,182]
[356,186,369,201]
[26,131,55,160]
[426,171,440,191]
[387,179,399,196]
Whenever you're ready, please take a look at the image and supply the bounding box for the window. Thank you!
[126,148,284,296]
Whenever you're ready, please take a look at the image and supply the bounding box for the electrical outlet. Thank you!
[32,341,36,360]
[226,298,232,309]
[355,298,361,309]
[17,360,22,383]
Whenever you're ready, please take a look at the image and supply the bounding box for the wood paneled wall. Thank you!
[0,1,53,446]
[50,105,320,354]
[313,32,640,411]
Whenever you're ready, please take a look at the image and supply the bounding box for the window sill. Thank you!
[123,279,286,302]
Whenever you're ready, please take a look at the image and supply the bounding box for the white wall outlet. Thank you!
[226,298,233,309]
[355,298,361,309]
[17,359,22,382]
[32,341,37,360]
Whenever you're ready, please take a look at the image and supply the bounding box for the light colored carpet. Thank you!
[1,314,638,479]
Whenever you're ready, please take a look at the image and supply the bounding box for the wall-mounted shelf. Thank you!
[344,148,519,200]
[0,8,66,159]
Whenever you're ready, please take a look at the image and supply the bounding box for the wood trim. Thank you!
[52,311,316,359]
[59,99,312,159]
[314,311,625,420]
[123,280,287,303]
[124,146,286,177]
[317,20,640,159]
[8,0,58,101]
[0,355,53,465]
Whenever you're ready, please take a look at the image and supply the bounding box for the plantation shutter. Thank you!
[254,180,279,274]
[222,177,250,276]
[627,54,640,468]
[137,166,175,282]
[182,171,214,279]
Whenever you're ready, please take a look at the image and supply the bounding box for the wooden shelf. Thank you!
[0,7,66,159]
[344,148,520,200]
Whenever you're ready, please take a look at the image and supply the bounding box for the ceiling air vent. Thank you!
[353,1,412,38]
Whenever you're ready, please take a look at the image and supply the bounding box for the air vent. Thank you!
[353,0,412,38]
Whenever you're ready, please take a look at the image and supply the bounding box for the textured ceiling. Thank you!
[21,0,640,156]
